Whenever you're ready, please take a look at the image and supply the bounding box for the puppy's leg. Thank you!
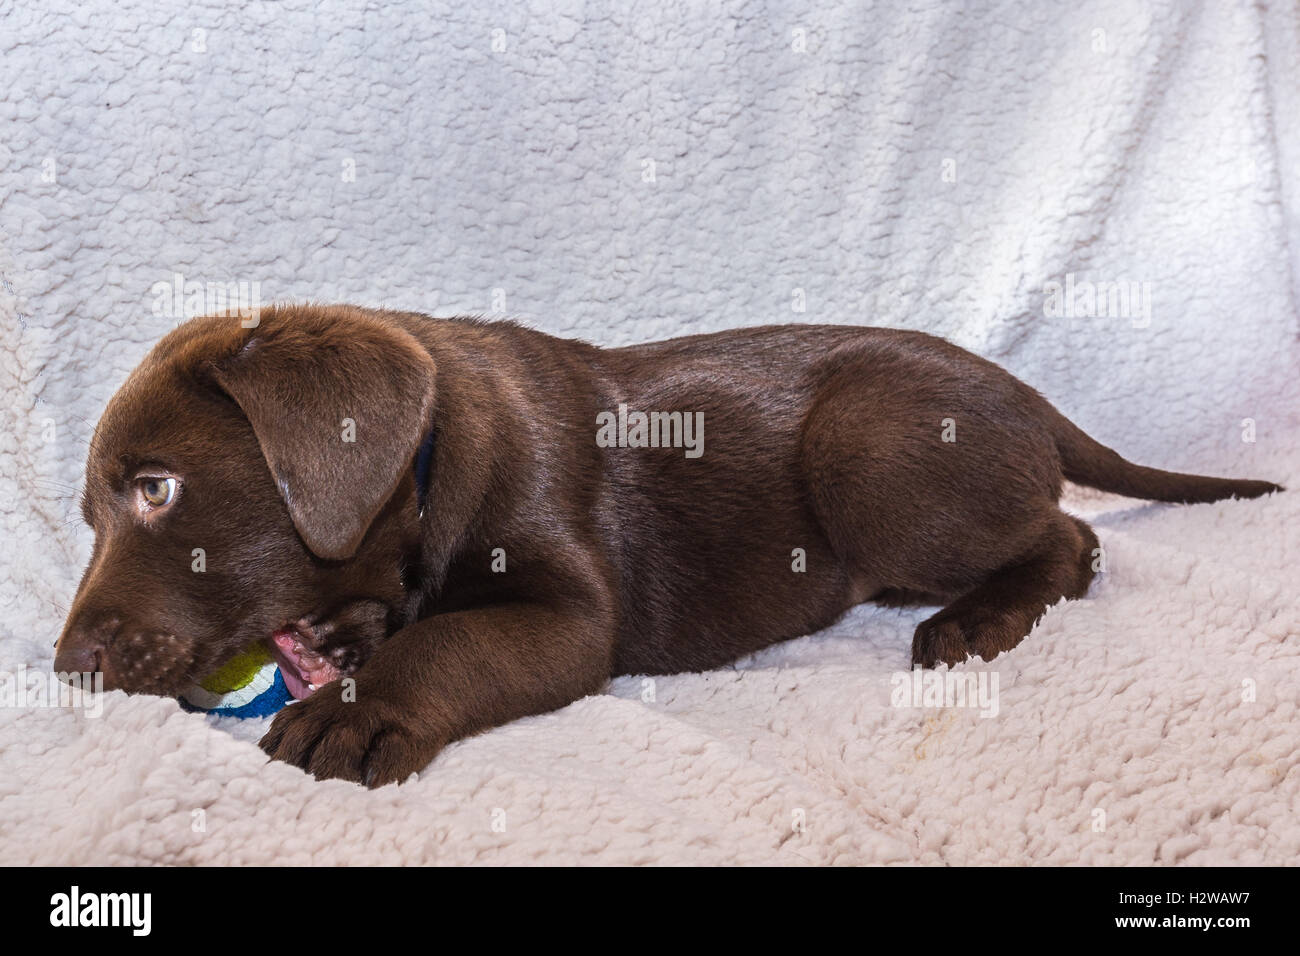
[260,603,612,787]
[799,349,1100,665]
[911,512,1098,668]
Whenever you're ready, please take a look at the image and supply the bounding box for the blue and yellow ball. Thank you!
[179,644,291,718]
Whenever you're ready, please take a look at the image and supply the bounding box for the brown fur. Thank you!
[55,305,1281,786]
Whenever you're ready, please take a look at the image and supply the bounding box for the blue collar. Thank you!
[414,426,436,515]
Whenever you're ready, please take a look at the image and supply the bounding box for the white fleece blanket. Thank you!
[1,0,1297,865]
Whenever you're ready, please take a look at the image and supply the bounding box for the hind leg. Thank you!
[911,512,1098,668]
[799,349,1095,664]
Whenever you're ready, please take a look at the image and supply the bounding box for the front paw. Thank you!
[258,683,442,787]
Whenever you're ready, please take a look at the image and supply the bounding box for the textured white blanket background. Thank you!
[1,0,1297,864]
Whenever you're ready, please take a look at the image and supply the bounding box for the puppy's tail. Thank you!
[1044,405,1283,503]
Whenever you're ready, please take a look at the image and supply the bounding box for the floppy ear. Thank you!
[211,311,437,561]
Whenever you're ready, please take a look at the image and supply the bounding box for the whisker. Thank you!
[34,490,78,501]
[31,483,81,499]
[69,414,106,447]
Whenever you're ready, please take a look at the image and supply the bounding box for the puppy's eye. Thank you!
[139,477,177,508]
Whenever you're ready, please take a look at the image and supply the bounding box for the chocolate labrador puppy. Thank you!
[55,305,1280,785]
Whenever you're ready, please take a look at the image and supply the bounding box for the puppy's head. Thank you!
[54,305,436,698]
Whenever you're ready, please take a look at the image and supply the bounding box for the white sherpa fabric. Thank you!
[1,0,1297,865]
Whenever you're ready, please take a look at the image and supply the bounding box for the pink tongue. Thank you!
[267,630,341,700]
